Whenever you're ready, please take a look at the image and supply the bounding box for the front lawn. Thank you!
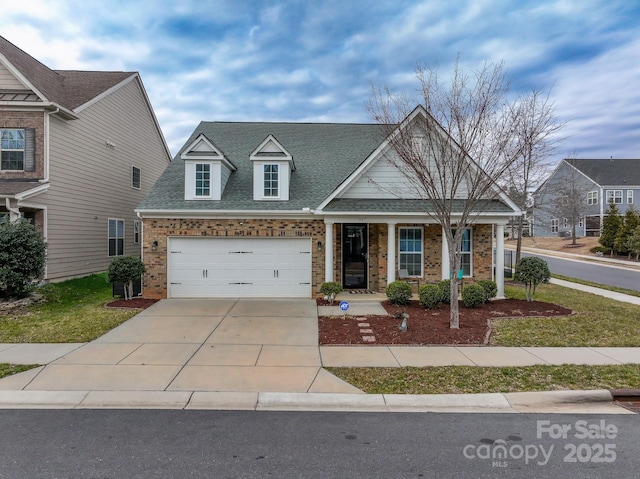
[328,364,640,394]
[492,283,640,347]
[0,363,40,379]
[0,274,140,343]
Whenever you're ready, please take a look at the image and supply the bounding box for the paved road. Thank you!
[0,410,638,478]
[519,251,640,292]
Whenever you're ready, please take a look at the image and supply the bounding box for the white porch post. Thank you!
[496,223,505,299]
[324,220,334,283]
[441,228,449,280]
[387,222,397,284]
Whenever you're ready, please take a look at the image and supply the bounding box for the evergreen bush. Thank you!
[0,219,47,298]
[437,279,451,304]
[462,284,486,308]
[418,284,442,309]
[385,280,412,305]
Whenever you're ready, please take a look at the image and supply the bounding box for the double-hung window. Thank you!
[133,220,141,244]
[627,191,634,204]
[398,227,423,276]
[587,191,598,205]
[1,129,25,171]
[108,219,124,256]
[459,228,472,277]
[606,190,623,204]
[264,164,279,197]
[195,163,211,197]
[132,166,141,189]
[551,219,559,233]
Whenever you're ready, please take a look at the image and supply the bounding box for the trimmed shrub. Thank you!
[437,279,451,304]
[476,280,497,302]
[320,282,343,304]
[462,284,486,308]
[514,256,551,302]
[418,284,442,309]
[590,246,610,255]
[0,219,46,298]
[107,256,145,300]
[385,280,412,305]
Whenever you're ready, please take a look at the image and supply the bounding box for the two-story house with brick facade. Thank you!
[0,35,171,281]
[136,107,520,300]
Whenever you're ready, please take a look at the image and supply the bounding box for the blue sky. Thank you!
[2,0,639,163]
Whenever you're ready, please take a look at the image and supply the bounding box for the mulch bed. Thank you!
[105,298,159,309]
[319,299,572,346]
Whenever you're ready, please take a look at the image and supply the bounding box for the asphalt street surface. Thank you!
[0,410,639,478]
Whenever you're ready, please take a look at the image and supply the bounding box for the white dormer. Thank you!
[250,135,295,201]
[182,134,236,200]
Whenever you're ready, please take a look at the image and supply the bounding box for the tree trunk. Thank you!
[515,215,524,263]
[448,248,462,329]
[572,222,577,245]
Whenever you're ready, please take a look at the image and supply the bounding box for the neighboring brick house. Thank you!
[136,107,519,299]
[0,35,171,281]
[532,158,640,237]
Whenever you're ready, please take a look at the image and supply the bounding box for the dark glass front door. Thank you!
[342,224,368,289]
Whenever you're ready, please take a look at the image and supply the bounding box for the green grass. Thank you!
[552,273,640,298]
[491,283,640,347]
[0,274,139,343]
[0,363,40,379]
[328,364,640,394]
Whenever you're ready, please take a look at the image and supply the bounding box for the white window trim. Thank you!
[263,164,280,199]
[0,128,25,171]
[587,191,598,205]
[108,218,125,257]
[458,228,473,278]
[551,219,559,233]
[606,190,623,204]
[627,190,633,204]
[398,226,424,277]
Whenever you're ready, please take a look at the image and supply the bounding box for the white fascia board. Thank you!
[250,134,295,170]
[0,53,48,101]
[563,160,601,187]
[15,182,49,201]
[135,209,316,219]
[183,156,236,171]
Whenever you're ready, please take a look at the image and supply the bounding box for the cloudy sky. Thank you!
[2,0,639,163]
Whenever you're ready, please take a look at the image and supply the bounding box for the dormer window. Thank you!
[264,164,279,197]
[182,134,236,201]
[251,135,294,201]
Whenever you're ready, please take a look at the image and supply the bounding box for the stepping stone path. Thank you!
[357,318,376,343]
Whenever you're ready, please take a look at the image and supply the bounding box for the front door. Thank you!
[342,224,368,289]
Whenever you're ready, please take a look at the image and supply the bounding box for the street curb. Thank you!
[0,389,629,413]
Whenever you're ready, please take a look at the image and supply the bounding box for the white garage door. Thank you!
[167,237,312,298]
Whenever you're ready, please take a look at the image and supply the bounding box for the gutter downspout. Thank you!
[43,107,60,183]
[5,198,21,222]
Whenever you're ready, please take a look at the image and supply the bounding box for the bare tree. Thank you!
[507,89,566,262]
[367,60,524,329]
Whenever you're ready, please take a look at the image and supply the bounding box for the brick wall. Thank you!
[0,111,45,179]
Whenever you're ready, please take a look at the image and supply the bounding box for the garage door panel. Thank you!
[168,237,312,298]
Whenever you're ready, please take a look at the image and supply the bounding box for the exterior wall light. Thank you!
[152,240,158,251]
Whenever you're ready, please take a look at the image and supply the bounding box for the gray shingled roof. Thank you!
[138,122,385,211]
[0,180,42,196]
[0,35,134,110]
[567,159,640,186]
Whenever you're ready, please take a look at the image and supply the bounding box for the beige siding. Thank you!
[0,62,26,89]
[46,78,170,280]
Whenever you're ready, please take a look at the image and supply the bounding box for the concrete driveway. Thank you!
[14,299,361,395]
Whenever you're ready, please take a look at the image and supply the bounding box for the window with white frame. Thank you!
[587,191,598,205]
[195,163,211,197]
[132,166,141,189]
[563,218,568,228]
[263,164,279,197]
[606,190,623,204]
[551,219,559,233]
[133,220,140,244]
[108,219,124,256]
[627,190,633,204]
[459,228,472,277]
[579,217,584,228]
[399,227,423,276]
[0,129,25,170]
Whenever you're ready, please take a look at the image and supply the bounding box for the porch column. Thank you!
[324,220,334,283]
[441,228,449,279]
[496,223,505,299]
[387,222,397,284]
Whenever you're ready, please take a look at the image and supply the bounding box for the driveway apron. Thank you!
[16,299,361,394]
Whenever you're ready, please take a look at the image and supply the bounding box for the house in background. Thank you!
[137,107,520,300]
[0,35,171,281]
[532,158,640,237]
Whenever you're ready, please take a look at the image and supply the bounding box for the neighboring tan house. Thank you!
[137,107,520,300]
[532,158,640,237]
[0,35,171,281]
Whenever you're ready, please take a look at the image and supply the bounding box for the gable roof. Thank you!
[0,35,134,112]
[138,121,384,212]
[565,158,640,186]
